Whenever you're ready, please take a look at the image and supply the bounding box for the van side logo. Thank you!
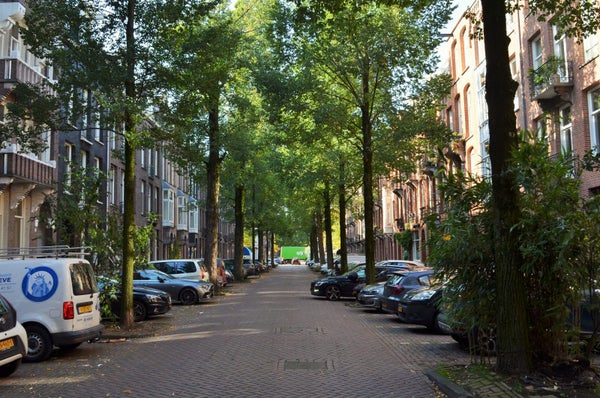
[22,267,58,302]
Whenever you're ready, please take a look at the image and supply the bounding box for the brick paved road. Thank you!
[0,265,470,398]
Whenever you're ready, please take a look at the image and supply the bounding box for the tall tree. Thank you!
[22,0,219,327]
[272,0,452,282]
[477,0,600,373]
[157,4,243,286]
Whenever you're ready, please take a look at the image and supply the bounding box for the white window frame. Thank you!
[589,88,600,154]
[531,36,543,70]
[162,188,174,227]
[559,106,573,156]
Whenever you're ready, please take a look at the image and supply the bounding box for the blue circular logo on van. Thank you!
[22,267,58,302]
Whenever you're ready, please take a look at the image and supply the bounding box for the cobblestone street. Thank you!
[0,265,471,398]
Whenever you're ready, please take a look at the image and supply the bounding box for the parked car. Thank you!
[98,278,172,322]
[352,263,425,296]
[223,259,247,280]
[149,259,209,282]
[310,265,366,300]
[356,282,386,311]
[133,269,214,305]
[0,294,27,377]
[397,285,448,333]
[381,268,436,314]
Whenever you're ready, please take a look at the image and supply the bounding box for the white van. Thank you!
[0,247,104,362]
[149,259,209,282]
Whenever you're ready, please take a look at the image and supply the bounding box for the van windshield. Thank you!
[69,262,99,295]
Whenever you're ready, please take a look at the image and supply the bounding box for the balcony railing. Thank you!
[0,58,54,92]
[0,152,56,186]
[529,58,574,100]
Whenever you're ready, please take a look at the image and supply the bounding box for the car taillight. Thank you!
[63,301,74,319]
[392,286,404,296]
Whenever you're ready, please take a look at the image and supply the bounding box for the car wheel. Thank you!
[133,300,148,322]
[325,285,341,301]
[24,324,53,363]
[0,359,20,377]
[180,288,198,305]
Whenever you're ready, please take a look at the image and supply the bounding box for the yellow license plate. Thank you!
[79,304,92,314]
[0,338,14,351]
[398,306,404,313]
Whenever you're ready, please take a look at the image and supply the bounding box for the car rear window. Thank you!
[70,262,99,295]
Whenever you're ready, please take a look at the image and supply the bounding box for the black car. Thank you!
[381,269,436,314]
[310,265,366,300]
[397,285,448,333]
[352,264,424,297]
[99,278,172,322]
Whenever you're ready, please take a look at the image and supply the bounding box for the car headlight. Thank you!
[314,280,325,287]
[410,290,437,301]
[145,294,162,303]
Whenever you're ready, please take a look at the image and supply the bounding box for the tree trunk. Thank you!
[323,182,334,269]
[361,60,375,284]
[310,212,319,262]
[234,184,245,281]
[338,161,348,274]
[481,0,531,374]
[204,95,221,288]
[316,207,325,264]
[119,0,137,329]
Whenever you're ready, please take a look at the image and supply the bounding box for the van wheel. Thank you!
[24,325,53,362]
[133,300,148,322]
[180,288,198,305]
[0,360,20,377]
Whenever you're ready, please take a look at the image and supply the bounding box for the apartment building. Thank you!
[349,0,600,262]
[0,0,235,262]
[0,0,56,248]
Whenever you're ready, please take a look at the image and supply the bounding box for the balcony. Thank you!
[0,58,52,89]
[0,152,56,187]
[529,58,573,107]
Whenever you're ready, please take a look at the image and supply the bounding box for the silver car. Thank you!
[133,269,214,305]
[356,282,386,311]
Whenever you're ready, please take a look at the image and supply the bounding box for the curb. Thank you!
[425,369,474,398]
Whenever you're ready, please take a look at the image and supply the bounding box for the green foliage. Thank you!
[428,132,598,362]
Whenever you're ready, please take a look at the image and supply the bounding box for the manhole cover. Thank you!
[277,359,333,370]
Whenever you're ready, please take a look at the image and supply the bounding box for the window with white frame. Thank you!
[189,201,198,233]
[560,106,573,156]
[162,188,174,226]
[64,142,74,189]
[80,150,88,169]
[141,181,146,214]
[584,31,599,62]
[140,148,146,168]
[39,130,51,164]
[120,173,125,213]
[552,25,568,79]
[177,195,188,229]
[589,88,600,154]
[109,167,116,205]
[531,36,543,70]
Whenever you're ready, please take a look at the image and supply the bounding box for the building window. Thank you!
[559,106,573,156]
[177,195,188,230]
[552,25,569,78]
[162,188,174,226]
[39,130,51,164]
[531,36,543,70]
[189,201,198,233]
[584,30,599,62]
[109,167,116,205]
[589,88,600,154]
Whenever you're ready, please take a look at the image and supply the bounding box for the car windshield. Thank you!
[135,269,175,280]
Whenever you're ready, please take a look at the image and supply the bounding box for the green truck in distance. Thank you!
[279,246,309,263]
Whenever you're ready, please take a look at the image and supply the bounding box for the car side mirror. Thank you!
[348,272,358,281]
